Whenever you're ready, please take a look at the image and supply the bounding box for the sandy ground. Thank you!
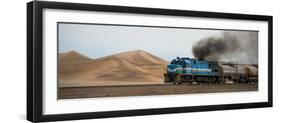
[59,83,258,99]
[59,81,164,87]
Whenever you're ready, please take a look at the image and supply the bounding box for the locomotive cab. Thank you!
[164,57,193,84]
[167,57,192,74]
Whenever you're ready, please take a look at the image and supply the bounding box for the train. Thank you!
[164,57,258,84]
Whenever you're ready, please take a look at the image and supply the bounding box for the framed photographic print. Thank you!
[27,1,273,122]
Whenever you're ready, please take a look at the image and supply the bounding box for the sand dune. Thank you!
[59,50,168,87]
[59,51,92,64]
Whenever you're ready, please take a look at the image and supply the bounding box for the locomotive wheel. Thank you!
[172,74,181,85]
[178,76,183,84]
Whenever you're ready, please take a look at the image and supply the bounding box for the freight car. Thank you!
[164,57,258,84]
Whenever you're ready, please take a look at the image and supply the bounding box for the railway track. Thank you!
[59,83,258,99]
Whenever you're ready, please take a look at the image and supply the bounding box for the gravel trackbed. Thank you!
[59,83,258,99]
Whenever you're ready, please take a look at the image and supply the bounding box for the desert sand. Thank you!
[59,50,168,87]
[59,83,258,99]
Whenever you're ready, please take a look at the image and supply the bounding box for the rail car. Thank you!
[164,57,258,84]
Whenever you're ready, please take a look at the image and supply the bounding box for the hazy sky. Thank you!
[58,23,223,61]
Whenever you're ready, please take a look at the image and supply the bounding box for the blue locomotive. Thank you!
[164,57,258,84]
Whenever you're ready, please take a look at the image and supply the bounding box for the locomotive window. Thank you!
[171,59,177,64]
[171,60,181,65]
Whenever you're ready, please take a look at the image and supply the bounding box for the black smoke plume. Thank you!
[192,32,258,64]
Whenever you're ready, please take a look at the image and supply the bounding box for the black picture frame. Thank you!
[27,1,273,122]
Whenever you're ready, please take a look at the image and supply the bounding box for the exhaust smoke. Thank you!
[192,31,258,64]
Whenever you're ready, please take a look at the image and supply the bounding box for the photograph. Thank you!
[58,22,259,99]
[26,1,273,122]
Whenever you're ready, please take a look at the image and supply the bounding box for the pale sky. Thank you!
[58,23,223,61]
